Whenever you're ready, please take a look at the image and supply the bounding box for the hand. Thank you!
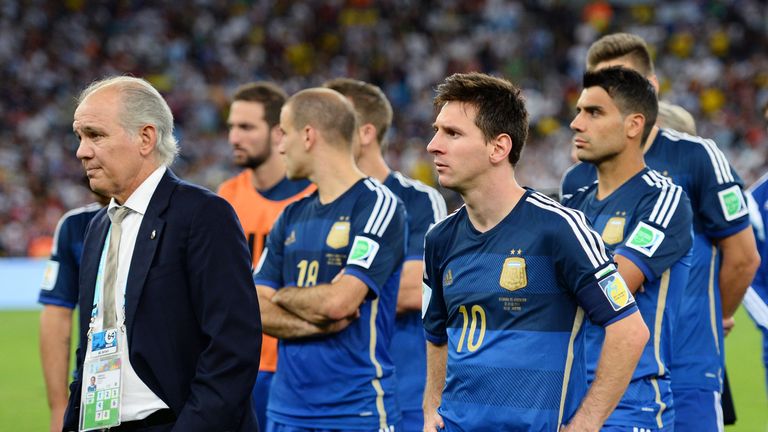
[319,314,358,334]
[423,409,444,432]
[723,316,736,337]
[331,268,346,283]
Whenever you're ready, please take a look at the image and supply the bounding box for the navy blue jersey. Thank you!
[561,129,750,392]
[423,189,637,431]
[254,178,406,430]
[564,168,693,429]
[748,173,768,294]
[38,203,103,308]
[383,171,447,419]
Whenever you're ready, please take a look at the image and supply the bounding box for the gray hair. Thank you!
[77,76,179,166]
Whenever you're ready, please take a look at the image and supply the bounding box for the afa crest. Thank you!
[326,221,350,249]
[499,257,527,291]
[601,217,625,245]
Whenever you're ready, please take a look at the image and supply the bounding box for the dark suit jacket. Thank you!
[64,170,262,431]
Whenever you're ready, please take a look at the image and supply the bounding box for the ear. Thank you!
[648,74,660,94]
[358,123,377,148]
[270,125,283,148]
[303,125,315,151]
[137,124,158,158]
[488,133,513,164]
[625,113,645,140]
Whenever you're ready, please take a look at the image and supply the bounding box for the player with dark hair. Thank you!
[422,72,649,431]
[254,88,406,431]
[560,33,759,431]
[564,67,693,430]
[324,77,447,432]
[217,81,315,430]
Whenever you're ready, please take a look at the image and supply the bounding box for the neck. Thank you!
[115,162,160,205]
[312,150,366,204]
[643,126,659,154]
[356,150,391,182]
[249,155,286,191]
[462,169,526,233]
[595,149,645,200]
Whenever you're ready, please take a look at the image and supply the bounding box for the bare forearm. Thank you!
[258,286,353,339]
[719,258,758,318]
[423,342,447,431]
[566,313,648,430]
[40,306,73,431]
[718,228,760,319]
[396,261,423,314]
[273,285,335,324]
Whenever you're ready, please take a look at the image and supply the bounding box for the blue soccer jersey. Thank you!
[561,129,751,393]
[38,203,103,308]
[383,171,447,428]
[745,173,768,391]
[563,168,693,429]
[422,189,638,431]
[254,178,406,430]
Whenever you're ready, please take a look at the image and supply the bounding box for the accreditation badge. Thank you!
[499,257,527,291]
[80,355,122,431]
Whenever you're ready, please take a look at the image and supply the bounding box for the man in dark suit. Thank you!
[63,76,261,431]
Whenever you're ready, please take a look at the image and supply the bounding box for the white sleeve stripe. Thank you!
[363,179,386,233]
[646,170,673,186]
[653,185,675,226]
[528,192,609,268]
[370,187,394,235]
[376,188,398,236]
[364,179,399,236]
[393,171,448,222]
[51,202,102,256]
[649,181,669,222]
[663,129,733,184]
[743,287,768,329]
[702,138,734,183]
[661,186,683,228]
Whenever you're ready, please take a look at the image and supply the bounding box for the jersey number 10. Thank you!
[456,304,486,352]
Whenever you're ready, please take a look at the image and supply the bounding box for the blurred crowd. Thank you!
[1,0,767,257]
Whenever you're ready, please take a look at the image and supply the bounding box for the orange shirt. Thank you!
[218,170,315,372]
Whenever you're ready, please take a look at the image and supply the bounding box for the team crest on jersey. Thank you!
[598,273,635,311]
[626,222,665,257]
[443,269,453,286]
[717,185,748,221]
[325,220,350,249]
[40,260,59,290]
[499,257,527,291]
[601,217,625,244]
[347,236,380,269]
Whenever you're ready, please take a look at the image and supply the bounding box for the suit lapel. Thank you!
[124,170,178,334]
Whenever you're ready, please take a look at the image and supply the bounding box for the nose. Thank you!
[75,138,93,160]
[426,134,442,155]
[570,114,583,132]
[228,128,239,145]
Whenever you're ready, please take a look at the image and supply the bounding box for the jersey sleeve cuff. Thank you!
[344,268,381,298]
[253,279,280,289]
[424,329,448,345]
[37,295,76,309]
[404,255,423,262]
[614,248,656,281]
[705,219,751,240]
[601,304,639,327]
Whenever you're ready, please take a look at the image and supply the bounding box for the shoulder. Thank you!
[216,170,248,196]
[638,170,690,223]
[51,203,104,254]
[387,171,447,215]
[425,206,463,245]
[749,172,768,196]
[560,162,596,200]
[656,129,729,165]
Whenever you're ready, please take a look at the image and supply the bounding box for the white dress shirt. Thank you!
[106,165,169,420]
